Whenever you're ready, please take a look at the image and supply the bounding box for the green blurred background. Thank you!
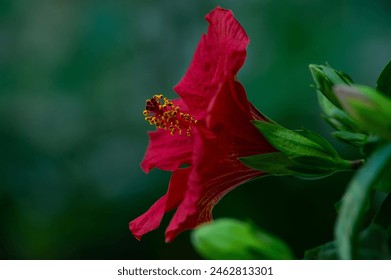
[0,0,390,259]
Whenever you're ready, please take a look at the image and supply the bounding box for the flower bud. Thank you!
[334,85,391,140]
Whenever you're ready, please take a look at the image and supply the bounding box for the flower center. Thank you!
[143,94,198,136]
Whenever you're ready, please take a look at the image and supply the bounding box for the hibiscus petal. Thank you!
[174,7,249,120]
[129,195,167,241]
[165,158,262,242]
[141,131,193,173]
[129,167,191,240]
[207,80,275,156]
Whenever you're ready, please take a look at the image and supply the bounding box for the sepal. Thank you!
[309,64,353,108]
[241,121,356,179]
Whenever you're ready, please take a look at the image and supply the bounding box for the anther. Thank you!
[143,94,197,136]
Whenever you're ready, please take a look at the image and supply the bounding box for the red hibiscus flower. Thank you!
[130,6,275,242]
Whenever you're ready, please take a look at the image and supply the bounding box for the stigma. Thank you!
[143,94,198,136]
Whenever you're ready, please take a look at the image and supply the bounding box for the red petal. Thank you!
[129,168,191,240]
[165,127,264,242]
[174,7,249,120]
[141,130,193,173]
[207,80,275,156]
[129,195,167,241]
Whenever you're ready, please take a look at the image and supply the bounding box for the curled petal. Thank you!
[129,195,167,241]
[174,7,249,120]
[130,168,191,240]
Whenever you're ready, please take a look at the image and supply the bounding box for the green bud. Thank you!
[309,64,353,109]
[334,85,391,140]
[309,64,365,148]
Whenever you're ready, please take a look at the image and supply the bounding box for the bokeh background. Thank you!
[0,0,390,259]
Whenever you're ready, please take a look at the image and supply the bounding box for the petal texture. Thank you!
[174,7,249,120]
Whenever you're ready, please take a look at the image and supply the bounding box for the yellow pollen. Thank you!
[143,94,197,136]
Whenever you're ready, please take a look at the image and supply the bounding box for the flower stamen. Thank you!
[143,94,197,136]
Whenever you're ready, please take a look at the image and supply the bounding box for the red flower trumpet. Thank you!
[130,6,275,242]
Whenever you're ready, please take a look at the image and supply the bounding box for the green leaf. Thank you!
[191,218,294,260]
[377,59,391,98]
[252,121,331,159]
[335,143,391,259]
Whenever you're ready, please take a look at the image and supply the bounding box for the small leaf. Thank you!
[252,121,331,159]
[335,143,391,259]
[377,59,391,97]
[191,218,294,260]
